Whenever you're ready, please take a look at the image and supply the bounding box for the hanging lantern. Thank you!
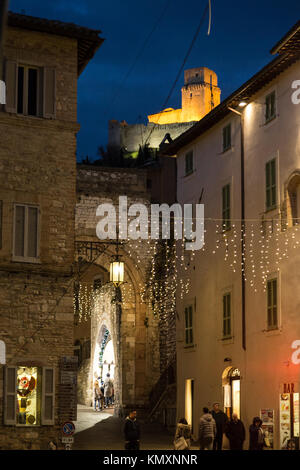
[110,259,124,286]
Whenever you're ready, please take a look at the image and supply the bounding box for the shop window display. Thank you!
[17,366,41,426]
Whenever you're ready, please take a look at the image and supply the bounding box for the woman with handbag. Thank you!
[174,418,192,450]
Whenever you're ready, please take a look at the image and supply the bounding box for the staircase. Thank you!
[148,356,177,429]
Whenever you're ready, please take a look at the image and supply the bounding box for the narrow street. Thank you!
[74,405,195,450]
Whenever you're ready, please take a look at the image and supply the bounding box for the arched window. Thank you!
[286,172,300,227]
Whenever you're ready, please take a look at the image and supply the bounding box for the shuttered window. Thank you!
[223,293,231,338]
[266,159,277,210]
[184,306,193,345]
[4,366,17,425]
[223,124,231,152]
[222,184,231,231]
[13,204,39,262]
[42,367,55,425]
[265,91,276,122]
[5,60,55,118]
[267,279,278,329]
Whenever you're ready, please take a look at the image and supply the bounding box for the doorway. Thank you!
[222,367,241,419]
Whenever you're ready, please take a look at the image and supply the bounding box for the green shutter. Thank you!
[266,159,276,210]
[222,184,231,230]
[267,279,278,329]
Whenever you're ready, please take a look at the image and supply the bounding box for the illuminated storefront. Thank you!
[4,366,55,426]
[222,367,241,419]
[279,384,299,449]
[16,367,40,426]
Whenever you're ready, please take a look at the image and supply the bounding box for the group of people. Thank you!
[122,404,268,451]
[93,373,114,411]
[174,402,269,451]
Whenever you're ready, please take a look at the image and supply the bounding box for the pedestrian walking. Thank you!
[199,407,217,450]
[94,380,103,411]
[249,417,264,450]
[174,418,192,450]
[211,402,228,450]
[124,410,140,450]
[225,413,245,450]
[104,373,113,408]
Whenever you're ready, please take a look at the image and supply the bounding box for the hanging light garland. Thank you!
[74,215,300,323]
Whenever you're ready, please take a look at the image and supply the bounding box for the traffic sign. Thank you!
[62,421,75,436]
[62,436,74,444]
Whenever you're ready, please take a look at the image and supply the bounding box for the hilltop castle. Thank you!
[108,67,221,155]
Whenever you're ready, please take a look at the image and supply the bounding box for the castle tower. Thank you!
[180,67,221,122]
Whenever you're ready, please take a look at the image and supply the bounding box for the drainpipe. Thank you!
[228,106,246,351]
[0,1,8,79]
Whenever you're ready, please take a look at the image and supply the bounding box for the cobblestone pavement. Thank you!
[73,405,198,450]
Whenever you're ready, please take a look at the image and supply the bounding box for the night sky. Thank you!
[10,0,300,160]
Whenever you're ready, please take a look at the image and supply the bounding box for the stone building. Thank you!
[108,67,221,155]
[163,21,300,449]
[0,12,102,449]
[74,165,177,422]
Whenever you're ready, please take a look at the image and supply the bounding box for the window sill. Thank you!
[184,344,196,350]
[184,170,195,178]
[262,327,282,336]
[264,206,279,214]
[222,146,232,154]
[15,424,41,428]
[12,257,41,264]
[264,115,276,126]
[220,336,234,344]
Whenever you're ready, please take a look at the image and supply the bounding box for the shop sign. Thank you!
[291,340,300,365]
[283,383,295,394]
[62,436,74,444]
[260,409,274,449]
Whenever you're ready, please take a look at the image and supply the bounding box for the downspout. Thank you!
[228,107,246,351]
[0,1,9,83]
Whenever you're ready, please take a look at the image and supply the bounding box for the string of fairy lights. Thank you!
[75,215,300,322]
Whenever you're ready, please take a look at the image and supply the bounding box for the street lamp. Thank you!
[109,230,124,287]
[110,259,124,286]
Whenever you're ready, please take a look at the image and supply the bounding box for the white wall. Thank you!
[176,61,300,449]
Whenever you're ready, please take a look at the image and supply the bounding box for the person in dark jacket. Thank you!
[124,410,140,450]
[225,413,246,450]
[211,402,228,450]
[249,417,264,450]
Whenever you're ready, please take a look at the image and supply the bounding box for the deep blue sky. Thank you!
[10,0,300,160]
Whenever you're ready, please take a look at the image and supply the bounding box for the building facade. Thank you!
[0,12,102,449]
[163,22,300,449]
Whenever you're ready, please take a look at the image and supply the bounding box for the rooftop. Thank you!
[162,20,300,156]
[7,11,104,75]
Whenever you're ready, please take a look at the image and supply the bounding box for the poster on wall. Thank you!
[260,409,274,449]
[280,394,291,449]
